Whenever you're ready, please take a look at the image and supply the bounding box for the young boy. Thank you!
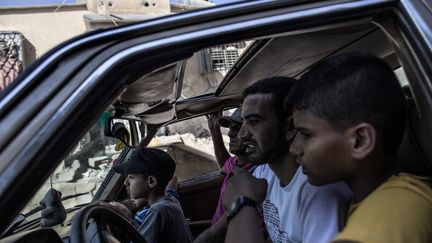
[113,147,193,243]
[287,51,432,242]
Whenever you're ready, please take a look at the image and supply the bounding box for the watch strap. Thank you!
[226,196,259,223]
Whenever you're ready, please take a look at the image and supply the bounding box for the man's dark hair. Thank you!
[242,76,296,120]
[285,51,407,155]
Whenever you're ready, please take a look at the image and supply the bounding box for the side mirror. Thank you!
[104,117,146,148]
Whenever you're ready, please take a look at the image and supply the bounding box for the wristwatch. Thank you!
[226,195,260,223]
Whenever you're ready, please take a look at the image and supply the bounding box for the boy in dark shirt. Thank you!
[113,147,193,243]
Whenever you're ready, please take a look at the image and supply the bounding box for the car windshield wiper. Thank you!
[1,192,90,237]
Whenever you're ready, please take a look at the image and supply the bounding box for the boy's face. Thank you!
[127,173,149,199]
[239,93,287,164]
[290,110,354,185]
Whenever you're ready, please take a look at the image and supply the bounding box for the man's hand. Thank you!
[206,111,231,168]
[194,213,228,243]
[223,167,268,210]
[206,111,221,131]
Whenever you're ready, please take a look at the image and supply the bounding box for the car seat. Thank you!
[397,86,432,176]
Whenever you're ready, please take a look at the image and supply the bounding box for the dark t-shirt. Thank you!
[138,196,193,243]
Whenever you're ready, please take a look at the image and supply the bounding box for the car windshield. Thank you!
[178,40,254,100]
[20,113,123,221]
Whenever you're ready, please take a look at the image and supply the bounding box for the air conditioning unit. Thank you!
[0,31,36,69]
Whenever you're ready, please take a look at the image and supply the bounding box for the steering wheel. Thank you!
[71,205,147,243]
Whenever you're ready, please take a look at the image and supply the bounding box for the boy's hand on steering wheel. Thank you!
[93,201,132,219]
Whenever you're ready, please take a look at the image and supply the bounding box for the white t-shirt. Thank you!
[253,164,352,243]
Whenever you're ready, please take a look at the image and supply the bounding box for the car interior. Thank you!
[0,1,431,242]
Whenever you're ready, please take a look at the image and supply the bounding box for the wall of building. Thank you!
[0,5,89,58]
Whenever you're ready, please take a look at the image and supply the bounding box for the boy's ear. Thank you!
[147,175,158,189]
[348,123,376,160]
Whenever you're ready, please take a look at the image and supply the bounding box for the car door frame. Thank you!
[2,0,432,234]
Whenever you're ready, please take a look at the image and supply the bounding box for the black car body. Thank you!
[0,0,431,241]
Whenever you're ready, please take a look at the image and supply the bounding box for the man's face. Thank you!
[228,121,246,155]
[239,94,287,164]
[289,110,354,185]
[127,173,149,199]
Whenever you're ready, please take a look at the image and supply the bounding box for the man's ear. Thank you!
[147,175,158,189]
[284,116,296,142]
[348,123,376,160]
[285,116,294,130]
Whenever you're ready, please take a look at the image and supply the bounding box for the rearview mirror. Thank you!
[104,117,146,148]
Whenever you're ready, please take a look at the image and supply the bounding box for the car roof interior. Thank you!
[111,19,431,176]
[176,22,399,119]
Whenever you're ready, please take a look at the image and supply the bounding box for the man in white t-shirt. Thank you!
[253,164,350,243]
[224,77,351,243]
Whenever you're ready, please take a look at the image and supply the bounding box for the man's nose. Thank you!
[228,128,237,137]
[124,178,129,187]
[238,124,250,142]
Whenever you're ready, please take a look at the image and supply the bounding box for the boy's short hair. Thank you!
[285,51,407,155]
[113,147,176,188]
[242,76,296,120]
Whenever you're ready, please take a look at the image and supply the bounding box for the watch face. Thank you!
[230,201,237,211]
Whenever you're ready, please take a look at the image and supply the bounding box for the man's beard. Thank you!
[230,144,245,156]
[248,132,289,165]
